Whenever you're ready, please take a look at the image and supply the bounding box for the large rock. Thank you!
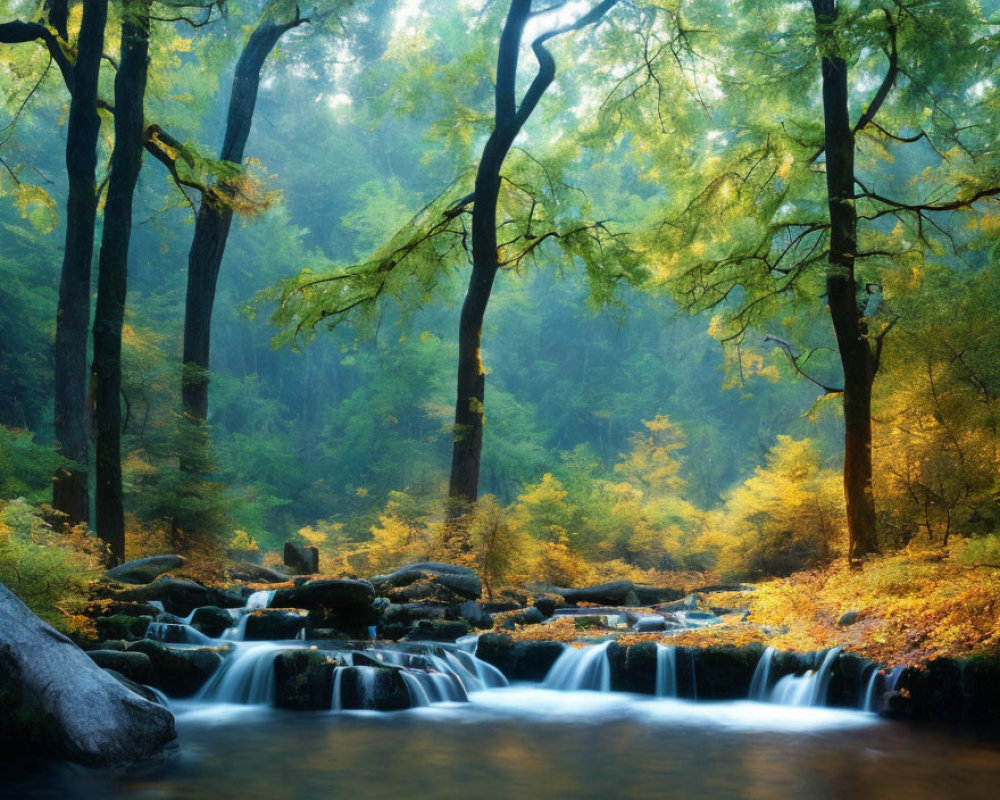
[127,639,223,697]
[271,579,377,636]
[401,619,471,643]
[95,614,153,642]
[474,633,564,681]
[87,650,157,687]
[551,580,636,606]
[283,542,319,575]
[227,562,290,584]
[274,650,335,710]
[105,555,186,585]
[190,606,234,639]
[336,666,411,711]
[372,562,481,602]
[242,610,307,641]
[116,577,244,617]
[0,581,175,767]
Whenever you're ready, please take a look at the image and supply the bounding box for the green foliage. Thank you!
[0,499,103,632]
[0,427,65,506]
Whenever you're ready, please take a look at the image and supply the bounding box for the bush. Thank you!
[0,499,103,632]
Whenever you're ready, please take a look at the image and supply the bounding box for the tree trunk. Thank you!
[814,0,878,559]
[92,0,150,564]
[449,0,536,512]
[51,0,107,526]
[447,0,618,511]
[181,14,303,432]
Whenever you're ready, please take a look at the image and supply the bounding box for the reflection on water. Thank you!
[5,688,1000,800]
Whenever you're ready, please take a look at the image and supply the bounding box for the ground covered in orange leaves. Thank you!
[503,546,1000,667]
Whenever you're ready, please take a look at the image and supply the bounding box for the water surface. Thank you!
[5,688,1000,800]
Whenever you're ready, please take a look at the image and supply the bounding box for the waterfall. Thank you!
[543,642,612,692]
[196,643,285,704]
[862,665,881,712]
[246,590,274,610]
[748,647,776,701]
[146,621,214,645]
[655,644,677,698]
[769,648,841,707]
[400,671,431,707]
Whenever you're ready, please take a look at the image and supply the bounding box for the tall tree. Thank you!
[92,0,153,563]
[181,2,309,431]
[1,1,108,526]
[631,0,999,561]
[448,0,621,510]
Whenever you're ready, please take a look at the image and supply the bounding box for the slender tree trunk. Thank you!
[181,13,304,432]
[813,0,878,559]
[51,0,108,526]
[92,0,151,564]
[448,0,618,511]
[448,0,532,511]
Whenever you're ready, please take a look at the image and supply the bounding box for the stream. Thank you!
[5,687,1000,799]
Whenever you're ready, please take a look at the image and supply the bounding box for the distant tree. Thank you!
[180,1,315,434]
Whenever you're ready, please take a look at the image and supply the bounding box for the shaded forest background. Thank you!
[2,0,1000,618]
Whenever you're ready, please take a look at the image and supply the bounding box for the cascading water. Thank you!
[246,590,274,610]
[543,641,612,692]
[748,646,776,701]
[197,642,285,704]
[655,644,677,698]
[768,648,841,707]
[862,664,881,712]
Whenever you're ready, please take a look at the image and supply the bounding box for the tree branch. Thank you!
[763,334,843,394]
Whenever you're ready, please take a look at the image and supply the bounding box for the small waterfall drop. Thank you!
[748,647,776,701]
[543,642,612,692]
[196,643,286,704]
[146,621,214,645]
[862,665,881,712]
[769,648,841,707]
[655,644,677,698]
[246,590,274,610]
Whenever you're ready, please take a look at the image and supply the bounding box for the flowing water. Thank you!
[5,609,1000,799]
[5,689,1000,800]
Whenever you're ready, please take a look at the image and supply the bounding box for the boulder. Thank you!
[530,596,561,618]
[458,600,493,630]
[372,562,481,601]
[474,634,563,681]
[274,650,335,710]
[0,581,175,767]
[688,644,764,699]
[105,555,185,585]
[552,580,635,606]
[402,619,471,643]
[116,577,244,617]
[95,614,153,642]
[283,542,319,575]
[127,639,223,698]
[271,579,377,636]
[87,650,157,687]
[242,610,307,641]
[837,610,860,627]
[632,614,668,633]
[631,584,687,605]
[337,666,412,711]
[190,606,234,639]
[608,642,659,695]
[499,606,545,630]
[227,562,290,584]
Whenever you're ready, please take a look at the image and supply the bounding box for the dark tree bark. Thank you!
[50,0,108,526]
[181,10,306,430]
[92,0,151,564]
[448,0,619,511]
[812,0,878,559]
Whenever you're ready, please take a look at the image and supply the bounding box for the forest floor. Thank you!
[502,547,1000,666]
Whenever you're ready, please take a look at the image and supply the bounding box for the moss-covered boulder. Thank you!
[127,639,223,697]
[273,650,336,710]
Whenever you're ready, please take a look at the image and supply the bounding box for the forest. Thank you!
[2,0,1000,796]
